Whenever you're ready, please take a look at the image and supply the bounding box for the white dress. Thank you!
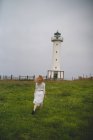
[33,82,45,105]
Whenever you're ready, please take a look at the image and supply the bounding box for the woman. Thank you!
[32,75,46,114]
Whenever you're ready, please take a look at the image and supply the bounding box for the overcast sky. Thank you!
[0,0,93,79]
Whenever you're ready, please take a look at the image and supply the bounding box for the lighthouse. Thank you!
[48,31,64,80]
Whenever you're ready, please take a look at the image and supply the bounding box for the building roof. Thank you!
[54,31,61,36]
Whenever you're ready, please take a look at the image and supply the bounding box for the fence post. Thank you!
[27,75,28,80]
[19,76,20,80]
[33,75,35,80]
[11,75,13,80]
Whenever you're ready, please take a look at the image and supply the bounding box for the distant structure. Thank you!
[47,31,64,80]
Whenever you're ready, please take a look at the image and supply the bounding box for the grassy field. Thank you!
[0,80,93,140]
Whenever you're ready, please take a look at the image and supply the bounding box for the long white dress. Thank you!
[33,82,45,105]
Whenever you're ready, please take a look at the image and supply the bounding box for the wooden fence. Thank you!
[0,75,35,80]
[0,75,48,81]
[0,75,93,81]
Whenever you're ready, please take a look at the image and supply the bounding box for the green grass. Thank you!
[0,80,93,140]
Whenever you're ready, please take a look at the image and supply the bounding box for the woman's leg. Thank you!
[33,104,37,111]
[32,104,37,114]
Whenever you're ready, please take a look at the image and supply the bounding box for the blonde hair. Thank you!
[35,75,44,84]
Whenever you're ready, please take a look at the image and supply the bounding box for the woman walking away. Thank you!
[32,75,46,115]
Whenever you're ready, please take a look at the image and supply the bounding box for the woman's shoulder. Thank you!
[42,82,45,85]
[36,82,45,86]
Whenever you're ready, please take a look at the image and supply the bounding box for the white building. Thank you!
[47,31,64,80]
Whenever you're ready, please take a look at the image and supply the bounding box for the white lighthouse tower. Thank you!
[48,31,64,80]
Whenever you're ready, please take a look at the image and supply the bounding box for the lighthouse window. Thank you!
[56,44,58,45]
[55,67,57,69]
[56,59,57,61]
[56,51,58,53]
